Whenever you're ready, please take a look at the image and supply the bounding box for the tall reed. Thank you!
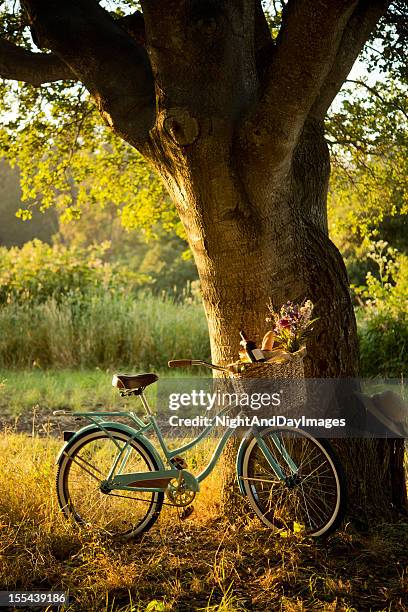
[0,292,210,369]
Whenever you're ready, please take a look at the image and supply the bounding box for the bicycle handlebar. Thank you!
[168,359,193,368]
[168,359,229,373]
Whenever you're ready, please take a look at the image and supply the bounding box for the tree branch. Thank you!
[0,37,73,85]
[254,0,274,80]
[346,78,408,120]
[141,0,258,119]
[22,0,155,146]
[240,0,359,167]
[311,0,391,119]
[117,11,146,46]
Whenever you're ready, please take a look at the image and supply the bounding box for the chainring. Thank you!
[166,478,196,507]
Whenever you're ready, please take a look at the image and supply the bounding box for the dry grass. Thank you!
[0,430,407,612]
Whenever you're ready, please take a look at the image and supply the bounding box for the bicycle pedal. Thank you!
[179,505,194,520]
[172,456,188,470]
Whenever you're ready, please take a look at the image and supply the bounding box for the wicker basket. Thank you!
[228,348,306,414]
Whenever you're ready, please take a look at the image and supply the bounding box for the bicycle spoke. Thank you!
[67,453,104,482]
[241,476,282,484]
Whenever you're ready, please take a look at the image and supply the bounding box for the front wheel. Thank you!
[241,428,346,538]
[56,428,164,538]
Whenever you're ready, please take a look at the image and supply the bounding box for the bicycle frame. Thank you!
[57,389,299,495]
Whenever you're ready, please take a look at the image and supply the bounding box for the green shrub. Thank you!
[355,242,408,377]
[0,239,149,304]
[357,310,407,377]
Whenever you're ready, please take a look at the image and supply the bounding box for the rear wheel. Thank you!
[56,428,163,538]
[241,428,346,538]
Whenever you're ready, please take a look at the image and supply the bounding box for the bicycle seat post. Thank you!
[139,391,153,416]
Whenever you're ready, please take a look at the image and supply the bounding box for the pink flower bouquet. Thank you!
[265,299,317,353]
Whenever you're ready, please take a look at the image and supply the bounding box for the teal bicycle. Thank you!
[55,359,346,539]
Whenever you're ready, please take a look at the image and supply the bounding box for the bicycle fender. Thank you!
[235,432,253,495]
[56,422,165,471]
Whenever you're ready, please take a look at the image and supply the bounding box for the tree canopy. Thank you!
[0,1,401,232]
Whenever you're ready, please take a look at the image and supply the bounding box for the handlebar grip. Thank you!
[168,359,193,368]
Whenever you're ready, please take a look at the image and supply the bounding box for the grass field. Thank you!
[0,368,208,424]
[0,429,407,611]
[0,369,124,415]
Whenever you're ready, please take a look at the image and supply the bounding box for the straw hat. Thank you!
[356,390,408,438]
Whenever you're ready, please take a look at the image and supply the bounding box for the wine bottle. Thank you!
[239,331,266,362]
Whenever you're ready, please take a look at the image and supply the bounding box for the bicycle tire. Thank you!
[241,427,346,538]
[56,427,164,538]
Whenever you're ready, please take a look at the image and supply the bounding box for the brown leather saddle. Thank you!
[112,373,158,391]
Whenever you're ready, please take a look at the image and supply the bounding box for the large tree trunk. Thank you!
[147,116,407,524]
